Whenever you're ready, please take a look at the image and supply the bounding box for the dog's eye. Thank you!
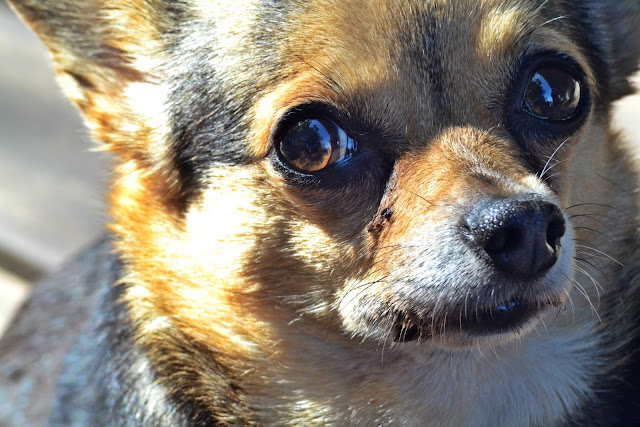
[279,119,357,173]
[522,67,581,121]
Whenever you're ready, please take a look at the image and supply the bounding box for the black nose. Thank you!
[466,197,566,278]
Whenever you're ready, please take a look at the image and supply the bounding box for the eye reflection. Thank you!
[279,118,357,173]
[523,67,581,121]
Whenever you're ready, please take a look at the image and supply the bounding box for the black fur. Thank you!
[167,3,296,206]
[1,0,639,425]
[0,238,190,425]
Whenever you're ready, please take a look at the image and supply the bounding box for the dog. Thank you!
[1,0,639,425]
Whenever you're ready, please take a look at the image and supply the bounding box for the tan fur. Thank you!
[5,0,640,424]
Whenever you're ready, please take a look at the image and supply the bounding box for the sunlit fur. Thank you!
[5,0,640,424]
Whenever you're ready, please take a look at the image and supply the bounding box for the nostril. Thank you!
[466,196,566,278]
[546,217,565,252]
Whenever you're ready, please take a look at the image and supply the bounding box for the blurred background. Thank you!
[0,1,639,336]
[0,2,111,334]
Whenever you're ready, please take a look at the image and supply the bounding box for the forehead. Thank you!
[229,0,590,144]
[167,0,594,168]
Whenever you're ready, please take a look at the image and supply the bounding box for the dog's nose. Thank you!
[466,197,566,277]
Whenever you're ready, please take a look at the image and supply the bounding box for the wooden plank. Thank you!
[0,4,110,334]
[0,4,111,280]
[0,269,29,336]
[615,74,640,152]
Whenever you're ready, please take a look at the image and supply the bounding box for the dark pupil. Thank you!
[523,67,580,120]
[280,119,335,172]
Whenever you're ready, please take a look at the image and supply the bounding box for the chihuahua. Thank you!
[2,0,640,425]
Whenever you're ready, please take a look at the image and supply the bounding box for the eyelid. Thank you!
[271,102,347,142]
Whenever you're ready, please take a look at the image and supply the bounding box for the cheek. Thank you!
[181,168,265,290]
[183,165,367,315]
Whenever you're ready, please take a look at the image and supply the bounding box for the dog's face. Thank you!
[11,0,639,345]
[10,0,640,416]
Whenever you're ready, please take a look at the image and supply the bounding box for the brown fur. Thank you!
[3,0,640,425]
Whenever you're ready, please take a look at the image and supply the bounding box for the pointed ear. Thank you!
[592,0,640,99]
[7,0,170,160]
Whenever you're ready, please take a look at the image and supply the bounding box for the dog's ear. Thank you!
[7,0,169,157]
[591,0,640,99]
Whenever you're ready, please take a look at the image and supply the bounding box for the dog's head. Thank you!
[10,0,640,355]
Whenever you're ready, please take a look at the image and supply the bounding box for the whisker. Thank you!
[574,244,623,267]
[572,267,604,319]
[532,0,551,15]
[536,14,570,29]
[539,137,570,180]
[569,212,623,221]
[404,189,436,206]
[539,159,568,181]
[337,275,389,311]
[569,278,602,323]
[574,255,607,277]
[569,214,608,227]
[558,282,577,325]
[548,303,563,329]
[572,227,618,244]
[574,263,605,292]
[566,203,634,220]
[574,261,604,299]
